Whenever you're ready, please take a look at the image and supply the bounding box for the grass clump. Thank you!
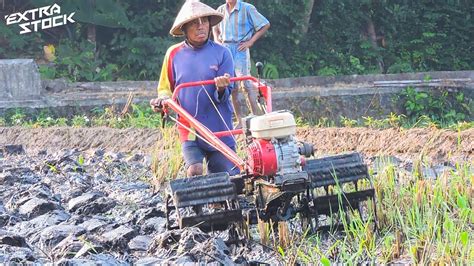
[1,107,472,130]
[0,104,163,129]
[280,161,473,264]
[150,126,184,187]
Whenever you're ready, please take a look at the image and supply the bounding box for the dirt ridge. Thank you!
[1,127,472,163]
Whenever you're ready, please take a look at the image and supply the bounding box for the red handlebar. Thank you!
[172,76,259,100]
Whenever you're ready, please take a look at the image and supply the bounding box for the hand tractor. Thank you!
[158,64,376,240]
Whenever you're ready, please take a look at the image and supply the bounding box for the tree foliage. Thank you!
[0,0,472,81]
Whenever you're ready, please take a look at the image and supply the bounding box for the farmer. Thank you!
[213,0,270,128]
[150,0,239,177]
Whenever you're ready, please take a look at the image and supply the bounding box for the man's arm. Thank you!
[151,48,173,112]
[238,4,271,51]
[213,26,223,44]
[238,23,270,51]
[213,48,235,103]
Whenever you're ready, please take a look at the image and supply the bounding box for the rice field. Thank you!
[150,128,473,264]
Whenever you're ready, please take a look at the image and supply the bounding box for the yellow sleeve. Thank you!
[157,48,173,98]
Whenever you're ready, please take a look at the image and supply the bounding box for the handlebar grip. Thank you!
[175,76,258,90]
[172,76,259,100]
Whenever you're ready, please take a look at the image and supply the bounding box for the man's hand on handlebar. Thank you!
[214,73,231,93]
[150,96,169,113]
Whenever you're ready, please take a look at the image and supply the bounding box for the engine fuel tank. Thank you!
[249,111,296,139]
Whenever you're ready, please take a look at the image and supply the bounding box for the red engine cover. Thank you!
[248,139,278,176]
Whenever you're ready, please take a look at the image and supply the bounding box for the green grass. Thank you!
[1,107,472,130]
[336,113,473,130]
[276,161,473,264]
[0,104,164,129]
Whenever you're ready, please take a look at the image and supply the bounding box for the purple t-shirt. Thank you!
[158,40,236,150]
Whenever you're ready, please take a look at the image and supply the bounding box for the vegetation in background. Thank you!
[39,40,119,82]
[0,104,163,128]
[397,87,472,126]
[1,104,472,130]
[1,0,472,81]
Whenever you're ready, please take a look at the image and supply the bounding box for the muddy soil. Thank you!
[1,126,472,264]
[0,149,280,264]
[1,127,472,164]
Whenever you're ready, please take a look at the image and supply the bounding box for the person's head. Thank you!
[226,0,237,5]
[170,1,223,44]
[181,16,210,46]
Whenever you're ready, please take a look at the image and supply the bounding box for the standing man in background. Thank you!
[213,0,270,128]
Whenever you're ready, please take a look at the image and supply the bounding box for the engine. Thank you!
[243,111,313,178]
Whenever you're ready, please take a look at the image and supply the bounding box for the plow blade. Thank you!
[303,153,376,231]
[303,153,369,188]
[312,189,375,216]
[169,172,237,208]
[167,172,243,232]
[180,209,243,231]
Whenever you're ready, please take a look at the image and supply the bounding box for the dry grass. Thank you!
[279,160,474,264]
[147,125,472,264]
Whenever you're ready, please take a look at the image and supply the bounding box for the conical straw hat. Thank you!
[170,0,223,37]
